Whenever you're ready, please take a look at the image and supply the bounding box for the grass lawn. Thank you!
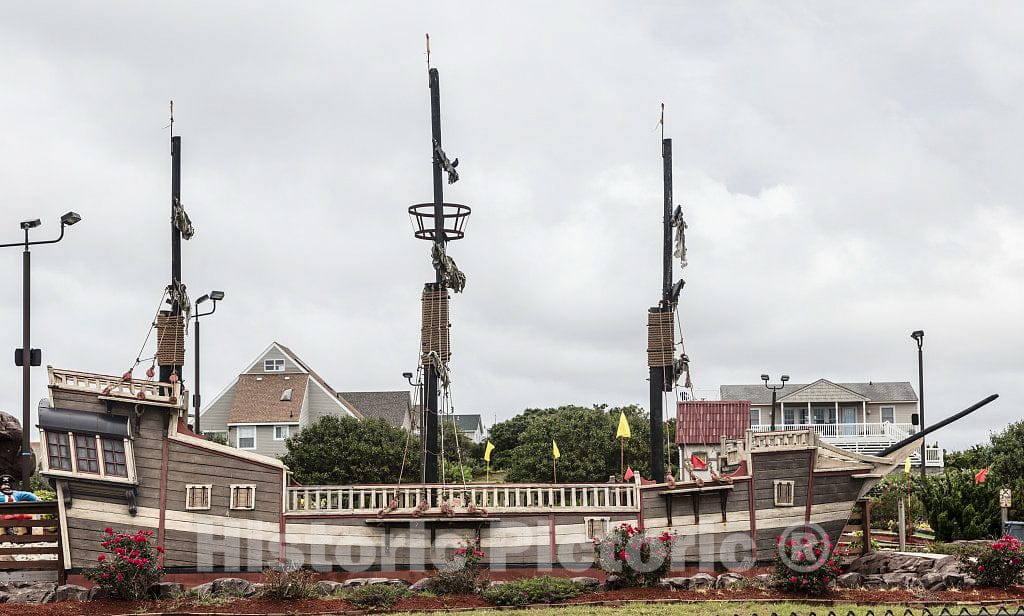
[393,603,1019,616]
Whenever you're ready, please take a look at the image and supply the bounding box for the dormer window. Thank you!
[264,359,285,372]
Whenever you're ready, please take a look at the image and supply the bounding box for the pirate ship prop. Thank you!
[37,72,998,574]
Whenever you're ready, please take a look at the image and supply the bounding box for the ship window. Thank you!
[45,432,73,471]
[102,438,128,477]
[273,425,289,440]
[186,485,212,510]
[237,426,256,450]
[74,434,99,474]
[585,517,610,540]
[773,480,795,507]
[230,485,256,510]
[264,359,285,372]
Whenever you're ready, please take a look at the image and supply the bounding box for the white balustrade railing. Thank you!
[49,367,185,408]
[285,482,639,515]
[752,422,916,440]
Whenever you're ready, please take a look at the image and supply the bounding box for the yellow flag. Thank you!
[904,457,912,474]
[616,411,632,439]
[484,441,495,462]
[552,439,561,460]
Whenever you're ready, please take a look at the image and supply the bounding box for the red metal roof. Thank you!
[676,400,751,444]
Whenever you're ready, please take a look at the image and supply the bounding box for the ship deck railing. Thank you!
[48,367,186,409]
[285,482,640,515]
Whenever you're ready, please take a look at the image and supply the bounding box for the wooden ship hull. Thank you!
[42,367,937,573]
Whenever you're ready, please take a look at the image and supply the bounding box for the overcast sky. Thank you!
[1,3,1021,452]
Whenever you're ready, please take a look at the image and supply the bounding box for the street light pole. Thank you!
[762,374,790,431]
[192,291,224,436]
[2,213,82,490]
[912,330,925,479]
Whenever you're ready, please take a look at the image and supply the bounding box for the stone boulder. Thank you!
[835,572,863,589]
[54,584,90,602]
[316,580,344,596]
[751,573,774,589]
[571,576,601,589]
[880,572,922,589]
[919,572,947,591]
[7,586,55,604]
[86,586,110,601]
[0,591,8,603]
[603,574,621,591]
[658,576,689,590]
[716,573,746,589]
[212,577,256,596]
[148,582,184,599]
[861,574,885,589]
[688,573,716,590]
[409,577,436,592]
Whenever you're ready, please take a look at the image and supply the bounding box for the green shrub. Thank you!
[483,576,583,607]
[868,474,926,530]
[259,565,319,599]
[772,534,842,595]
[432,536,485,594]
[914,470,1000,541]
[594,523,673,587]
[959,536,1024,588]
[346,583,408,609]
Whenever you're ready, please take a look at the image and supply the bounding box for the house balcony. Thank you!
[751,422,943,467]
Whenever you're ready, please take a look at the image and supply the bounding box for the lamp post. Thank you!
[1,212,82,490]
[761,374,790,431]
[192,290,225,436]
[911,330,925,479]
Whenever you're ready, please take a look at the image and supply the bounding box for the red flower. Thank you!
[97,554,106,562]
[618,550,626,559]
[116,573,124,582]
[104,527,113,535]
[114,548,126,556]
[790,576,797,583]
[156,546,165,554]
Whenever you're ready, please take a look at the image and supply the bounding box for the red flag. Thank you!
[623,466,635,481]
[975,468,989,484]
[690,453,707,471]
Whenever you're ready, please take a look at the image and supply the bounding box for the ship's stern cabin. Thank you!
[39,367,287,572]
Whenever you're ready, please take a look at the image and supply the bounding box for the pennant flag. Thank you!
[624,466,635,481]
[690,453,707,471]
[552,439,561,460]
[904,457,912,474]
[484,441,495,462]
[975,468,989,484]
[616,411,632,439]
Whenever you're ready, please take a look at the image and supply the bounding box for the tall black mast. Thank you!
[409,54,471,486]
[648,138,672,483]
[424,67,444,485]
[159,134,184,384]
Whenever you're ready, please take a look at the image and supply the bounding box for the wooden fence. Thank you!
[0,501,65,584]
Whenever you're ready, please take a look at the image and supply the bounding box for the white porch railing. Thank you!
[285,483,639,515]
[752,422,916,439]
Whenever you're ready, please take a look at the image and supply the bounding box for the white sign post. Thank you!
[1000,488,1012,531]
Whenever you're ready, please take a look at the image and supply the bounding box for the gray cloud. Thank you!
[0,2,1020,452]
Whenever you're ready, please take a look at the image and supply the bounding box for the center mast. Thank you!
[408,40,471,486]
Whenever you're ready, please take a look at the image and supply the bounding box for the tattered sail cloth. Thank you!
[173,199,195,240]
[673,208,687,269]
[431,243,466,293]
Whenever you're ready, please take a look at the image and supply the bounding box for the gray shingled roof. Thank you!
[720,381,917,404]
[452,414,484,433]
[336,391,410,428]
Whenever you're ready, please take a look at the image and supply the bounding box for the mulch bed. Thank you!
[7,587,1024,616]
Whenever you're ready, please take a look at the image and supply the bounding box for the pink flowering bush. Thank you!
[772,533,841,595]
[960,535,1024,588]
[433,536,486,594]
[593,522,673,587]
[83,528,164,600]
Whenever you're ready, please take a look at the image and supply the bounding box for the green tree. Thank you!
[914,469,1000,541]
[945,420,1024,520]
[282,416,420,485]
[495,404,656,483]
